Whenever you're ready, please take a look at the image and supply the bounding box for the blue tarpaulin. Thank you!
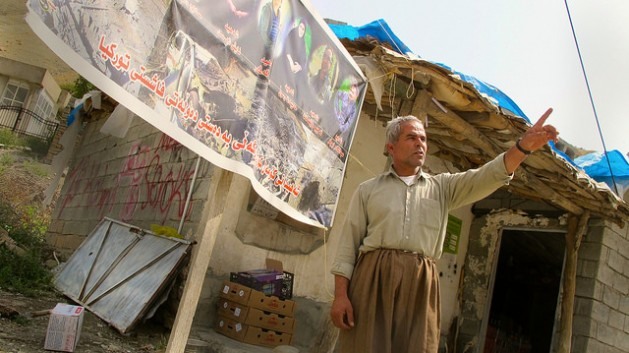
[328,19,413,56]
[575,150,629,178]
[574,150,629,195]
[434,63,528,121]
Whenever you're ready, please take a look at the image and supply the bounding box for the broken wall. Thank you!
[455,209,566,353]
[190,114,389,352]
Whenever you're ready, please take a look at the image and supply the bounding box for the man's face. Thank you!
[386,120,427,176]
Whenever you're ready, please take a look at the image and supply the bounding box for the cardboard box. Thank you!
[220,280,296,317]
[216,298,249,320]
[44,303,85,352]
[219,280,252,305]
[245,307,295,333]
[248,289,295,317]
[215,316,247,342]
[243,326,293,348]
[215,315,293,348]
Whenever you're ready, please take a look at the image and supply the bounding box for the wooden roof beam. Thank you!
[408,90,502,157]
[514,169,584,215]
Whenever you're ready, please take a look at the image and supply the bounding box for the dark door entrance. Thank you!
[483,229,565,353]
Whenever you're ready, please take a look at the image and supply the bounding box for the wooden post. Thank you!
[165,168,233,353]
[557,211,590,353]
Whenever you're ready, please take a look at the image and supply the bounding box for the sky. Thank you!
[308,0,629,155]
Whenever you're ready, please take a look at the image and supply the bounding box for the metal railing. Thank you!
[0,105,60,147]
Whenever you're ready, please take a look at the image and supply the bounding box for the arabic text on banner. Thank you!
[26,0,367,228]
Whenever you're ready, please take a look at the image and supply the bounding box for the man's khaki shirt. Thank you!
[331,153,513,280]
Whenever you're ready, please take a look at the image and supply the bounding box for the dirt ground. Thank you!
[0,148,172,353]
[0,289,170,353]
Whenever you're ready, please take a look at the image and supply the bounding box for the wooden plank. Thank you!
[516,169,584,215]
[557,212,590,353]
[165,168,234,353]
[426,102,502,157]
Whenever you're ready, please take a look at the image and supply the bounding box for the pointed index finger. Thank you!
[533,108,553,128]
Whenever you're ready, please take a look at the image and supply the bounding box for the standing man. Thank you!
[330,109,558,353]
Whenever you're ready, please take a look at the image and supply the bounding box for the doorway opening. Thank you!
[483,229,565,353]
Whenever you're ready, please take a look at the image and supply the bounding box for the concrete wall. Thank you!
[0,57,47,87]
[198,114,388,302]
[47,101,215,254]
[189,114,389,352]
[43,106,524,352]
[45,105,478,351]
[573,219,629,353]
[40,70,62,103]
[436,206,474,340]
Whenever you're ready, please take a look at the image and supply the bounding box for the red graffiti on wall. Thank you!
[59,156,118,217]
[59,134,197,223]
[157,134,183,152]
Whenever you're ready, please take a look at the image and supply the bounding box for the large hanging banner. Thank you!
[26,0,367,228]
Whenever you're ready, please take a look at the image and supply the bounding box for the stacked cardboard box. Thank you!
[215,280,296,348]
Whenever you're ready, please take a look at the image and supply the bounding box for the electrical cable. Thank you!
[563,0,620,195]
